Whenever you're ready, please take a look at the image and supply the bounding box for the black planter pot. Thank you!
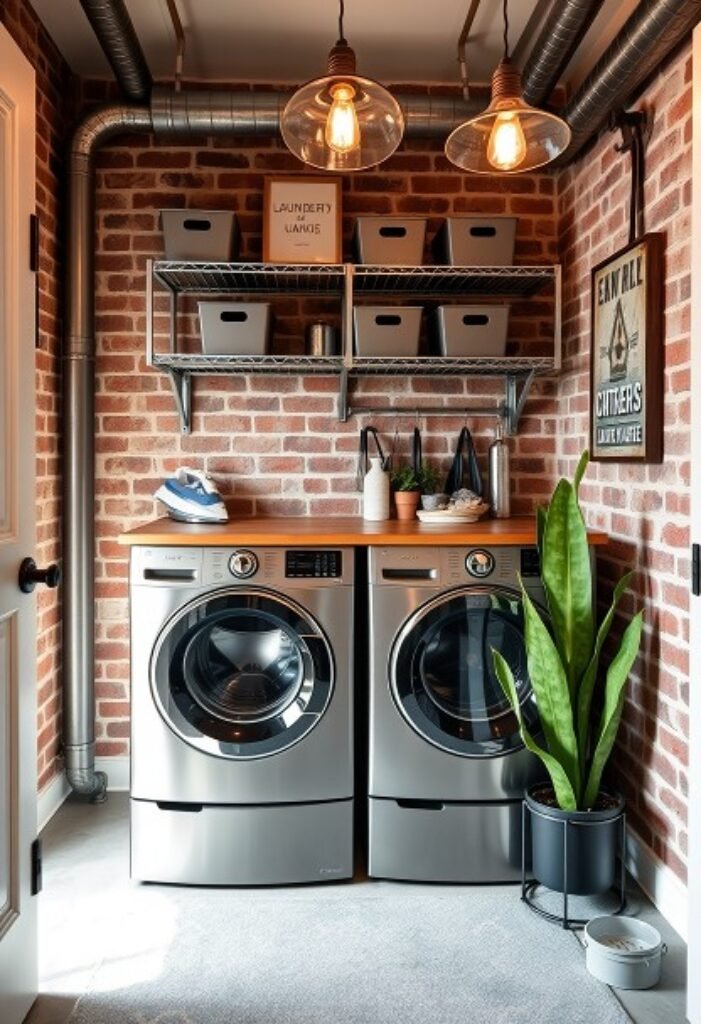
[525,785,625,896]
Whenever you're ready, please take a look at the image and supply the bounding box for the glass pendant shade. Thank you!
[281,42,405,171]
[445,58,571,174]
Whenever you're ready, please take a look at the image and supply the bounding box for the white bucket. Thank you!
[584,916,666,990]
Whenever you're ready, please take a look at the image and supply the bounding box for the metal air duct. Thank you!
[79,0,152,101]
[562,0,701,162]
[521,0,605,107]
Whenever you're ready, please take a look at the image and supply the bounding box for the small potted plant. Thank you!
[390,465,421,520]
[417,463,449,511]
[493,451,643,899]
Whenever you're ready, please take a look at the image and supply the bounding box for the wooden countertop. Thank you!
[119,515,608,547]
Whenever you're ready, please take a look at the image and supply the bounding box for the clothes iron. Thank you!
[154,467,229,524]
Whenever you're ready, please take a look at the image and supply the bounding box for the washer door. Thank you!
[390,585,542,758]
[151,588,334,759]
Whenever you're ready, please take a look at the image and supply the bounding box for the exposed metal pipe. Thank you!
[64,105,152,800]
[521,0,605,107]
[562,0,701,162]
[79,0,152,101]
[150,86,482,138]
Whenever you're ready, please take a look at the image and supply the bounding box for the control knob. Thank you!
[465,549,494,578]
[229,549,259,579]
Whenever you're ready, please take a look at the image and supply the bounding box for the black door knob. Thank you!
[18,558,61,594]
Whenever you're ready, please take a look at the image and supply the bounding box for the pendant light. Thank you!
[445,0,571,174]
[280,0,404,172]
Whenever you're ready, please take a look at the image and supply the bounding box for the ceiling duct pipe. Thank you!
[562,0,701,163]
[521,0,605,107]
[79,0,152,101]
[150,86,482,139]
[64,105,153,799]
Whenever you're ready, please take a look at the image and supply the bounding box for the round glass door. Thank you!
[390,585,542,757]
[151,589,334,759]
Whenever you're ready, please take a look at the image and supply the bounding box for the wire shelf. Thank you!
[153,262,346,294]
[152,353,555,377]
[152,353,344,375]
[350,356,556,376]
[152,262,556,298]
[354,264,555,297]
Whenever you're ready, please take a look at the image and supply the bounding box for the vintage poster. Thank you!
[590,234,663,462]
[263,177,342,264]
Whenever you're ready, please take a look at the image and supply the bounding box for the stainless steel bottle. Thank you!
[488,424,510,519]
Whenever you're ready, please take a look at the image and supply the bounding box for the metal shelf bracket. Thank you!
[504,370,536,435]
[167,368,192,434]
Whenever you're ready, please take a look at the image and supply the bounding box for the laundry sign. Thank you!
[263,176,342,264]
[590,234,663,463]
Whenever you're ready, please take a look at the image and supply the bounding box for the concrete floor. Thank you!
[25,793,689,1024]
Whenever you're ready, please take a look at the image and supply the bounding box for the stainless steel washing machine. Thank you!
[129,545,354,885]
[368,544,547,883]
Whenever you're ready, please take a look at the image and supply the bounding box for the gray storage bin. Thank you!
[355,218,427,265]
[435,305,510,357]
[434,216,517,266]
[161,210,239,261]
[198,302,271,355]
[354,306,422,356]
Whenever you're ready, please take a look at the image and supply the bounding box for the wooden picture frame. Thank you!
[263,176,342,265]
[590,233,664,463]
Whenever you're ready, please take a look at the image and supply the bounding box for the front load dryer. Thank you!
[129,545,353,885]
[368,544,547,883]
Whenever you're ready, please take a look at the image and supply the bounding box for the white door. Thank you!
[0,23,38,1024]
[689,23,701,1024]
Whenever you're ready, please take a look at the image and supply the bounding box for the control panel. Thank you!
[285,550,343,578]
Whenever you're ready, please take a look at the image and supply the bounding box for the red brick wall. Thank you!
[0,2,73,791]
[557,43,692,883]
[92,128,559,757]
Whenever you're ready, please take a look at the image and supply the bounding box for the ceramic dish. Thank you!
[416,509,487,524]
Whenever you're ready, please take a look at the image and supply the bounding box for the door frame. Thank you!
[687,23,701,1024]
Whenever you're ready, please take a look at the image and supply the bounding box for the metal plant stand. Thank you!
[521,799,627,930]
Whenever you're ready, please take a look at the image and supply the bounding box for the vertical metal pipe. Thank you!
[64,106,152,799]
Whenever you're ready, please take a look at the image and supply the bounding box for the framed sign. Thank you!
[590,233,664,462]
[263,176,342,264]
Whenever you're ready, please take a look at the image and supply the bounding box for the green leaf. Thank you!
[573,450,589,496]
[576,571,634,771]
[541,478,594,699]
[536,503,548,559]
[583,610,644,809]
[521,587,580,803]
[493,650,577,811]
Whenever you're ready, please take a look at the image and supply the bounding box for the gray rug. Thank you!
[66,879,630,1024]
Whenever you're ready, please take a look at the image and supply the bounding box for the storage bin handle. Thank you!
[220,311,249,323]
[375,314,402,326]
[182,218,213,232]
[378,226,407,238]
[469,225,497,237]
[461,314,490,326]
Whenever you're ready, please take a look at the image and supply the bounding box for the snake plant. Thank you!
[493,451,643,811]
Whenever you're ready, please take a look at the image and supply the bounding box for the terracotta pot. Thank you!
[394,490,420,521]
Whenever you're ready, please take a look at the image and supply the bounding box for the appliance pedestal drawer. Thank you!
[131,797,353,885]
[368,796,524,883]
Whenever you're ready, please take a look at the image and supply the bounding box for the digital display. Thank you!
[285,550,342,578]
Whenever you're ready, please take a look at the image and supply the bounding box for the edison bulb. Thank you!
[487,112,527,171]
[325,83,360,154]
